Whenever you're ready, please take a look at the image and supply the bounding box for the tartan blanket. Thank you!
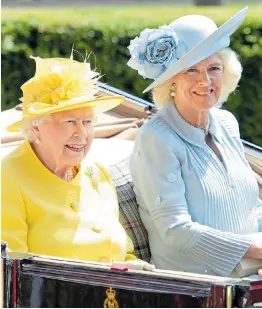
[108,157,151,262]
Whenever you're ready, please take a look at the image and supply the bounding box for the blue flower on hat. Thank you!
[127,25,187,79]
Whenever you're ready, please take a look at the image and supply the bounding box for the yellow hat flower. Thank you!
[7,55,124,132]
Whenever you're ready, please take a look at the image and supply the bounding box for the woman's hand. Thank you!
[112,260,155,271]
[244,243,262,260]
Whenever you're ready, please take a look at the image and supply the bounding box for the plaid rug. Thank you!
[108,157,151,262]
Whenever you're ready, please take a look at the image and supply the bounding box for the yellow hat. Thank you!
[7,56,124,132]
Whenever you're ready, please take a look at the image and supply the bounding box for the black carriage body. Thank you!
[2,252,262,308]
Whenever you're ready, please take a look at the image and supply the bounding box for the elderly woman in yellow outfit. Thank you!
[1,55,153,271]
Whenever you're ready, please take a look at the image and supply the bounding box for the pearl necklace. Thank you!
[176,106,210,135]
[65,169,74,182]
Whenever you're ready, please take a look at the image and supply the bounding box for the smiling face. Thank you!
[32,106,95,169]
[172,54,223,111]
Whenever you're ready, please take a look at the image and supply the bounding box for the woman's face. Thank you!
[172,54,223,111]
[33,106,95,167]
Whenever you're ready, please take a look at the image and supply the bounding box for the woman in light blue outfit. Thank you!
[127,7,262,277]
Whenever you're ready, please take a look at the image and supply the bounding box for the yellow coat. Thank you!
[1,141,136,262]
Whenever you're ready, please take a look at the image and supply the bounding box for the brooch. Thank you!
[85,166,99,193]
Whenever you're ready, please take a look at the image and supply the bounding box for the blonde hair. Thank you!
[19,114,51,142]
[152,48,242,108]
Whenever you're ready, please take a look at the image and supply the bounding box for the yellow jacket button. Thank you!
[92,227,101,233]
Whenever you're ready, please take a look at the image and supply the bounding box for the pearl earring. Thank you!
[170,83,177,97]
[35,138,40,144]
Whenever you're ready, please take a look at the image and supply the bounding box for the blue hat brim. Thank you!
[143,6,248,93]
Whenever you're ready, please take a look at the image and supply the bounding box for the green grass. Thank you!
[2,4,262,28]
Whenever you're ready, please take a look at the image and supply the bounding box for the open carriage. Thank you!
[1,84,262,308]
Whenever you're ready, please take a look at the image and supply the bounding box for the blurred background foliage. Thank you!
[2,5,262,145]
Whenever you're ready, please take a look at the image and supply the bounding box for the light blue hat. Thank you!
[127,7,248,93]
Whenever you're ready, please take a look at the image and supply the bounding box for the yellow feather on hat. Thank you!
[7,55,124,132]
